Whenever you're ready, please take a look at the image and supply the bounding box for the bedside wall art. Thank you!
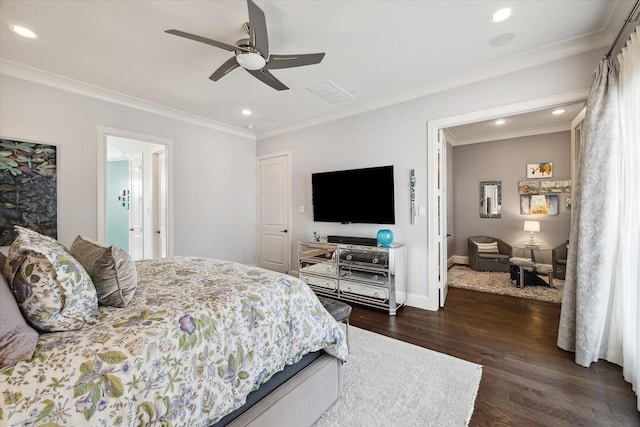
[0,138,57,245]
[526,162,553,178]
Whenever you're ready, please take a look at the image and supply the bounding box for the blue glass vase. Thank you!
[377,229,394,247]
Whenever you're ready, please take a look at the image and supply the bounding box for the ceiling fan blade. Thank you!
[265,53,325,70]
[210,57,240,81]
[247,0,269,58]
[247,69,288,91]
[165,29,248,52]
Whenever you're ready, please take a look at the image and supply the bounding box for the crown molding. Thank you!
[0,59,255,140]
[448,123,571,146]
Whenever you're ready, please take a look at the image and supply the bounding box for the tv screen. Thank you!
[312,165,395,224]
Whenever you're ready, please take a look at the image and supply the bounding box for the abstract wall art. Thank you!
[0,139,57,245]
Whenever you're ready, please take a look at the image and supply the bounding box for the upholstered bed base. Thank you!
[226,353,344,427]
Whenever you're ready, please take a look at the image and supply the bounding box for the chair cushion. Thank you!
[478,253,509,260]
[4,226,98,332]
[69,236,137,308]
[475,241,499,254]
[316,295,352,322]
[0,252,39,369]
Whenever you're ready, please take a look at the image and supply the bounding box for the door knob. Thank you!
[281,229,288,233]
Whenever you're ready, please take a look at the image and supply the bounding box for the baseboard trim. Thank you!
[451,255,469,266]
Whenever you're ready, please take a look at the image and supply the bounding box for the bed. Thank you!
[0,229,348,427]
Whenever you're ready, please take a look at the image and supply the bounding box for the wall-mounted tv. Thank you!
[312,165,395,224]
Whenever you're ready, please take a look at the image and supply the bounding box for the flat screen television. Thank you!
[312,165,395,224]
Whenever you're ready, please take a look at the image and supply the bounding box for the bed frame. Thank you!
[227,354,343,426]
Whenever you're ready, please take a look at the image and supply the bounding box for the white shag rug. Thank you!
[313,326,482,427]
[447,265,564,304]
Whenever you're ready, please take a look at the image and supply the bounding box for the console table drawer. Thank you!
[340,280,389,300]
[299,273,338,291]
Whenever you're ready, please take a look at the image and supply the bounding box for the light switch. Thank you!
[418,206,426,216]
[298,205,305,213]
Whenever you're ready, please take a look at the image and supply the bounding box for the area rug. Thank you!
[313,326,482,427]
[447,264,564,304]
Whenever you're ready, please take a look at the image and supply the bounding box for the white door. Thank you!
[153,150,167,258]
[570,108,586,203]
[129,153,144,260]
[437,129,448,306]
[257,153,291,274]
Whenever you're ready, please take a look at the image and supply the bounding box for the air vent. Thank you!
[307,80,354,104]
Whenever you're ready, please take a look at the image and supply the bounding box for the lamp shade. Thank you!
[524,221,540,232]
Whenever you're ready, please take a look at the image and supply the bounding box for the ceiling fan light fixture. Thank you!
[236,52,266,70]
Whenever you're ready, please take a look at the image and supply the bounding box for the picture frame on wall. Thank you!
[518,180,540,194]
[526,162,553,178]
[540,180,571,193]
[520,194,559,215]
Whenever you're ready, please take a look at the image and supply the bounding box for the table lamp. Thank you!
[524,221,540,246]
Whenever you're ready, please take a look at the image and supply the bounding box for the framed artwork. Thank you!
[526,162,553,178]
[0,139,57,245]
[540,180,571,193]
[520,194,559,215]
[518,180,539,194]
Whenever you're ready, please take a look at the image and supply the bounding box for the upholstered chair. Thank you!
[552,242,568,280]
[467,236,513,272]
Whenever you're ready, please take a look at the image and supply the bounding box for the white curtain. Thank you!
[557,26,640,411]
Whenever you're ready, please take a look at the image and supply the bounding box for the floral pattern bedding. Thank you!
[1,257,348,427]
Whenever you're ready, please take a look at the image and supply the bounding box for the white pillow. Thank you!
[476,241,500,254]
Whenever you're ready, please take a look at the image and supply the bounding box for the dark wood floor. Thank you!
[350,287,639,426]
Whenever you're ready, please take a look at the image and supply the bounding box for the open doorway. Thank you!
[427,90,588,308]
[97,126,173,260]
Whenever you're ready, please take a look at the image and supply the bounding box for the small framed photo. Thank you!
[526,162,553,178]
[518,180,539,194]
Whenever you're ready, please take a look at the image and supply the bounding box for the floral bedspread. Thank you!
[1,257,347,427]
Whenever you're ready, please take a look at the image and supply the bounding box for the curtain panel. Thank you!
[557,25,639,411]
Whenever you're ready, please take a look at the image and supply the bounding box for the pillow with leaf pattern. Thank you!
[4,226,98,332]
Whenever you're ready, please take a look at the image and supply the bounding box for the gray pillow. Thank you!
[0,252,39,369]
[70,236,137,307]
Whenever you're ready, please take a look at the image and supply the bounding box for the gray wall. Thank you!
[257,50,600,310]
[451,131,571,263]
[0,75,257,264]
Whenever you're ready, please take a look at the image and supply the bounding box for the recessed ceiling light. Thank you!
[551,109,566,115]
[9,25,37,39]
[494,119,507,126]
[241,109,252,116]
[490,8,512,23]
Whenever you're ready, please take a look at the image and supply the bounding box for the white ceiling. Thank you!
[0,1,633,138]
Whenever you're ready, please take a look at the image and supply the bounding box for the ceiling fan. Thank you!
[165,0,325,91]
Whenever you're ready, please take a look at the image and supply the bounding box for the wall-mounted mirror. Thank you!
[480,181,501,218]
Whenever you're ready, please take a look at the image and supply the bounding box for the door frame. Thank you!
[426,89,589,309]
[97,125,174,257]
[256,151,292,273]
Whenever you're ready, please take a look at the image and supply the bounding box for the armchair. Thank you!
[467,236,512,272]
[552,242,568,280]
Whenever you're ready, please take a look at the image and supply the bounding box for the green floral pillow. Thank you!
[4,227,98,332]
